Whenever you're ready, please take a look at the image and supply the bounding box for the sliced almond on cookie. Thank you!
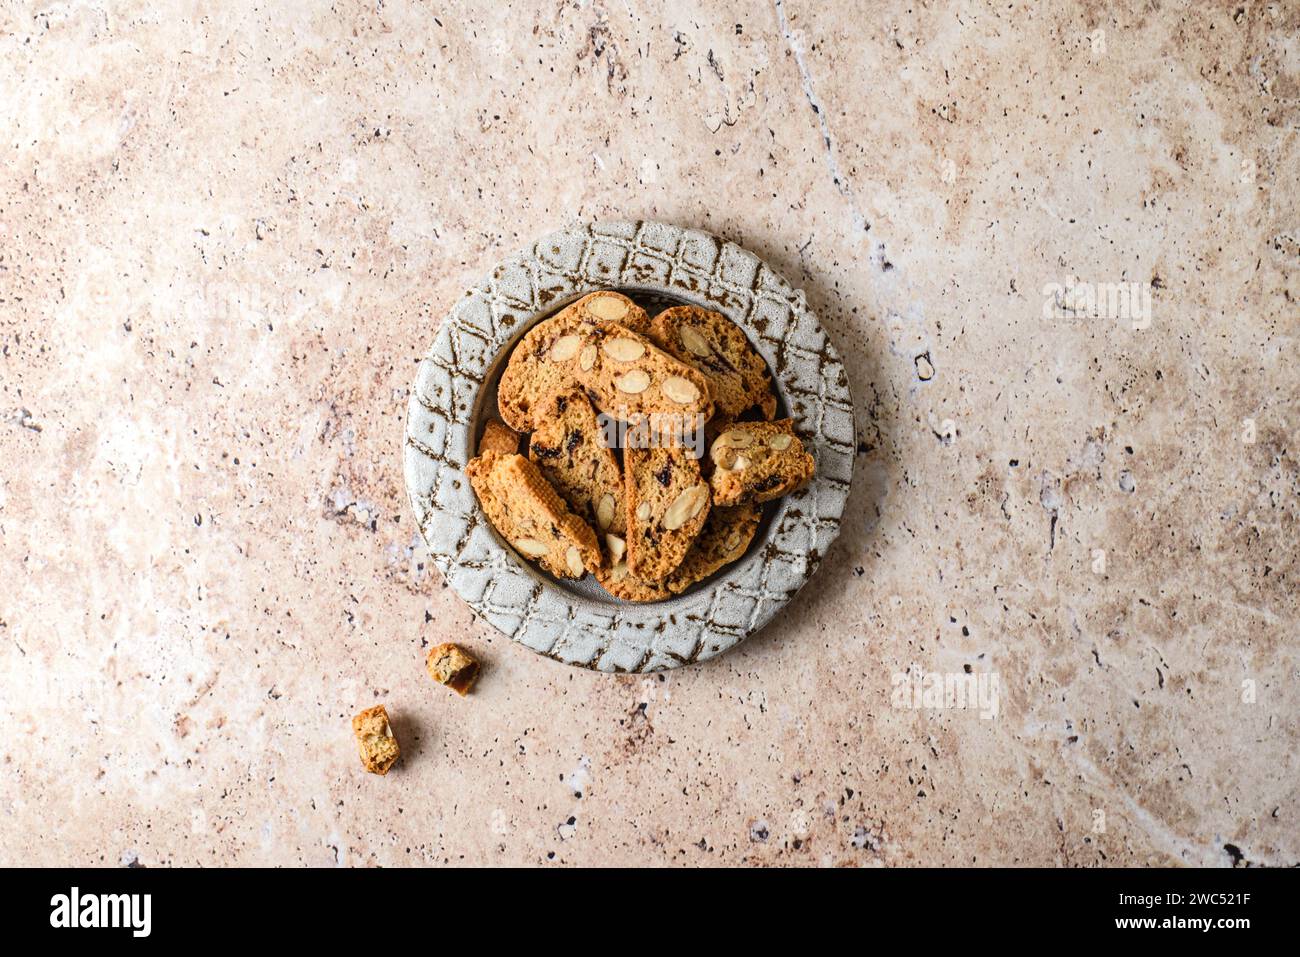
[514,538,550,558]
[579,344,597,372]
[603,337,646,362]
[767,433,793,450]
[596,493,616,530]
[661,376,700,405]
[717,429,753,448]
[586,296,628,321]
[663,483,707,531]
[605,533,626,565]
[550,335,582,362]
[565,545,584,576]
[679,325,711,357]
[615,370,651,394]
[689,484,709,518]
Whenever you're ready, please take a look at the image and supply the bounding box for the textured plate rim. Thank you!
[403,220,855,672]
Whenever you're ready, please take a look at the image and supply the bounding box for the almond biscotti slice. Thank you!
[665,503,761,594]
[478,419,520,456]
[499,299,713,430]
[624,445,711,581]
[650,305,772,419]
[575,322,713,426]
[708,419,815,507]
[497,291,651,431]
[593,532,671,602]
[527,388,626,542]
[465,451,602,578]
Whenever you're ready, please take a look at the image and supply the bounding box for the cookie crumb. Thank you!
[478,419,521,456]
[352,704,399,775]
[427,642,481,696]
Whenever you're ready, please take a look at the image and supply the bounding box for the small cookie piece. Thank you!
[665,503,761,593]
[478,419,520,456]
[497,292,651,431]
[709,419,815,507]
[593,532,671,602]
[466,451,603,578]
[625,445,711,581]
[426,642,480,696]
[702,400,779,466]
[650,305,772,419]
[352,704,399,775]
[528,388,626,540]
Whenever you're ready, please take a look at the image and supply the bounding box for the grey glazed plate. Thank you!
[404,221,854,672]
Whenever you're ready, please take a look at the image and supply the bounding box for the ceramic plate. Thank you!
[404,221,854,672]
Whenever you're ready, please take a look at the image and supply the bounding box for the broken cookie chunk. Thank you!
[352,704,399,775]
[426,642,480,696]
[465,450,603,578]
[708,419,814,507]
[478,419,521,456]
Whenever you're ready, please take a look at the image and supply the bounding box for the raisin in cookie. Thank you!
[527,388,626,540]
[665,503,761,594]
[497,291,651,431]
[708,419,815,507]
[466,451,602,578]
[650,305,771,419]
[478,419,520,456]
[625,445,711,581]
[593,532,671,602]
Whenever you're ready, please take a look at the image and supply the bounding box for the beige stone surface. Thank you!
[1,0,1296,866]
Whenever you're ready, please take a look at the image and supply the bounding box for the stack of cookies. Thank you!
[465,291,815,602]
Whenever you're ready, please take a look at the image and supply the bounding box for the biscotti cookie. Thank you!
[466,451,602,578]
[497,291,651,431]
[426,642,480,696]
[478,419,520,456]
[499,302,713,430]
[624,445,711,581]
[650,305,772,419]
[572,322,713,425]
[593,532,671,602]
[709,419,815,507]
[665,503,761,593]
[352,704,399,775]
[527,388,626,540]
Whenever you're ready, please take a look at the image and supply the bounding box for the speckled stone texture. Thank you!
[0,1,1295,867]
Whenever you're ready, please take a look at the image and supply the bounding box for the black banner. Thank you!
[0,865,1290,943]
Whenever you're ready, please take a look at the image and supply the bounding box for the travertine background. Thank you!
[1,0,1296,866]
